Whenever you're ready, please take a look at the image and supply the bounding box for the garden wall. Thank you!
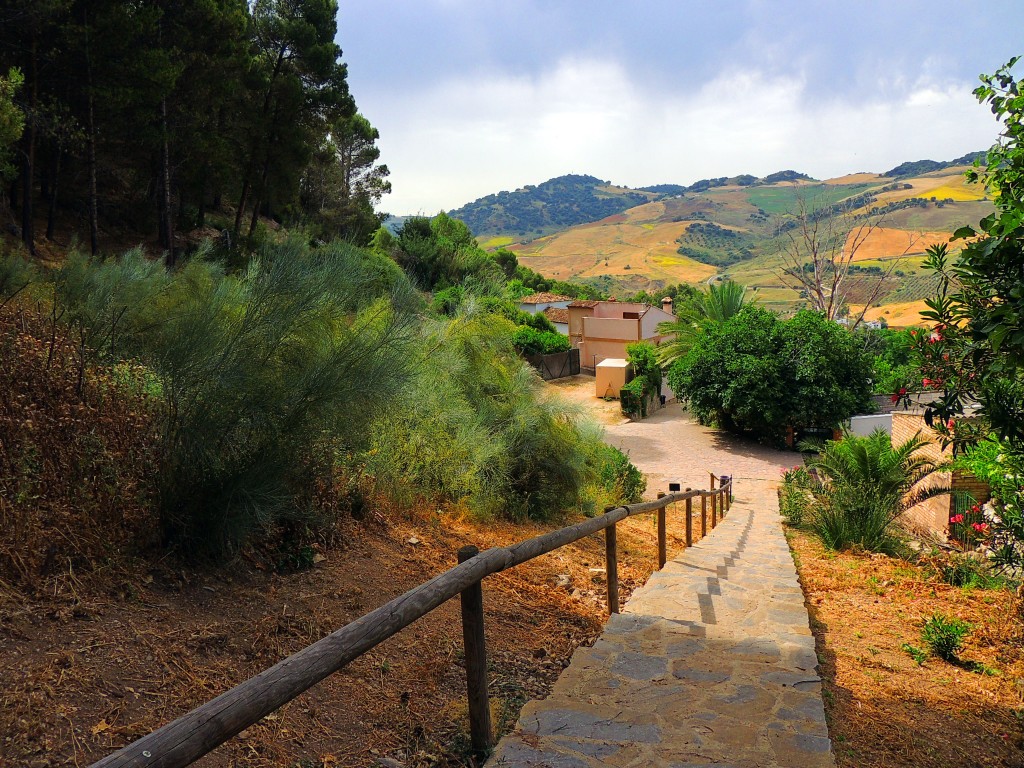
[525,348,581,381]
[892,411,989,539]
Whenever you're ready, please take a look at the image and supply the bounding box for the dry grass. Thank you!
[514,217,716,286]
[846,227,952,262]
[789,529,1024,768]
[849,300,931,328]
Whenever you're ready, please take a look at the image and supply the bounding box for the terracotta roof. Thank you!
[568,300,600,308]
[519,292,572,304]
[543,307,569,324]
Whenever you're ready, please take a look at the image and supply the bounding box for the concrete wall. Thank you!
[568,305,594,345]
[640,305,675,338]
[848,414,892,436]
[519,299,572,315]
[584,316,641,342]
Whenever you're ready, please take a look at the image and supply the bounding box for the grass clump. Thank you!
[922,613,971,662]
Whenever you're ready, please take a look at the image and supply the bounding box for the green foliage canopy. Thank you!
[667,307,872,440]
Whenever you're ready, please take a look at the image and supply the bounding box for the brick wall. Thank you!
[890,411,990,539]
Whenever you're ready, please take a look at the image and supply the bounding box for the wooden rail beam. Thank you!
[88,487,725,768]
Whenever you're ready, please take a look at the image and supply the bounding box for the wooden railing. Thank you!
[90,475,734,768]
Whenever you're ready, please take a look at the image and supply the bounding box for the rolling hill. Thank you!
[445,156,991,325]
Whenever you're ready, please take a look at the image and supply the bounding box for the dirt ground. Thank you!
[789,529,1024,768]
[1,489,714,768]
[548,375,793,494]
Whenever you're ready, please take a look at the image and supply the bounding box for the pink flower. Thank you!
[922,378,934,388]
[949,514,964,524]
[972,522,990,534]
[928,333,942,343]
[946,418,955,430]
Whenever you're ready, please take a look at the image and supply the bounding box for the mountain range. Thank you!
[436,152,992,327]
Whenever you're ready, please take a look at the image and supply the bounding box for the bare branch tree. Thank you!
[775,192,918,330]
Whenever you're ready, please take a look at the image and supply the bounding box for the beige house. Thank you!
[518,293,573,316]
[569,299,677,370]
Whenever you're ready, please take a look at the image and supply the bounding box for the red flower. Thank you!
[899,387,907,395]
[922,378,934,388]
[972,522,989,534]
[891,393,900,403]
[946,418,955,430]
[949,514,964,524]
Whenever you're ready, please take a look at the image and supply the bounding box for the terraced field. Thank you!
[495,165,993,320]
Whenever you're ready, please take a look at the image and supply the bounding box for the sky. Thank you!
[337,1,1024,216]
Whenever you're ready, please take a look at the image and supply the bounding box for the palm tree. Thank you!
[655,280,750,365]
[807,429,947,553]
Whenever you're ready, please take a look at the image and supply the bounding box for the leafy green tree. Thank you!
[300,112,391,244]
[667,307,871,441]
[911,58,1024,573]
[234,0,353,238]
[0,67,23,181]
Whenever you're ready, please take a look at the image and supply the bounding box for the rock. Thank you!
[406,536,421,545]
[376,759,405,768]
[554,574,571,588]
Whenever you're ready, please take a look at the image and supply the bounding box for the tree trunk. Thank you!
[20,38,37,256]
[84,7,99,255]
[46,141,61,240]
[160,96,175,267]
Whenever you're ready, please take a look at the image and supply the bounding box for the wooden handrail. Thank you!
[90,480,733,768]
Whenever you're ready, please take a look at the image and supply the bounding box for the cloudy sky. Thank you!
[337,1,1023,216]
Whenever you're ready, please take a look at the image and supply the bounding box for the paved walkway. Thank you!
[489,391,834,767]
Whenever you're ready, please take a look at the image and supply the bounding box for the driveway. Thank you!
[549,375,795,497]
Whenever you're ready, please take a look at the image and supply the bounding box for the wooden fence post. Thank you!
[656,492,667,569]
[710,472,716,490]
[606,523,619,614]
[685,490,693,547]
[701,493,708,538]
[711,489,718,528]
[458,546,493,754]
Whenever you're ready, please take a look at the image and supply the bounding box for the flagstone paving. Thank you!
[488,474,835,768]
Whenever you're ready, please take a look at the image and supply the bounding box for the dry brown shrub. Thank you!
[0,307,161,600]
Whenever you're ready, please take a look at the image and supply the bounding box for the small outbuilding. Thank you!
[595,358,630,399]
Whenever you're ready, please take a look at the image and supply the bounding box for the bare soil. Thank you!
[0,495,702,768]
[789,529,1024,768]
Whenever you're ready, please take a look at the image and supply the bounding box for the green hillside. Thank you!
[446,174,656,239]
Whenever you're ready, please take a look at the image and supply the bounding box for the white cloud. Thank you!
[364,57,1000,215]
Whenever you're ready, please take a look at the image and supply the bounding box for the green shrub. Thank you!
[45,237,417,555]
[620,377,648,418]
[804,430,941,555]
[778,465,813,526]
[938,554,1004,589]
[511,325,570,356]
[922,613,971,662]
[367,307,605,522]
[594,444,646,504]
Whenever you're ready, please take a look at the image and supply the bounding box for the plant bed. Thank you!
[787,528,1024,768]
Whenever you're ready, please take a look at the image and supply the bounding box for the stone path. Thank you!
[488,394,835,767]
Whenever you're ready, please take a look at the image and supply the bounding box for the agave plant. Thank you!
[655,280,750,366]
[806,429,946,554]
